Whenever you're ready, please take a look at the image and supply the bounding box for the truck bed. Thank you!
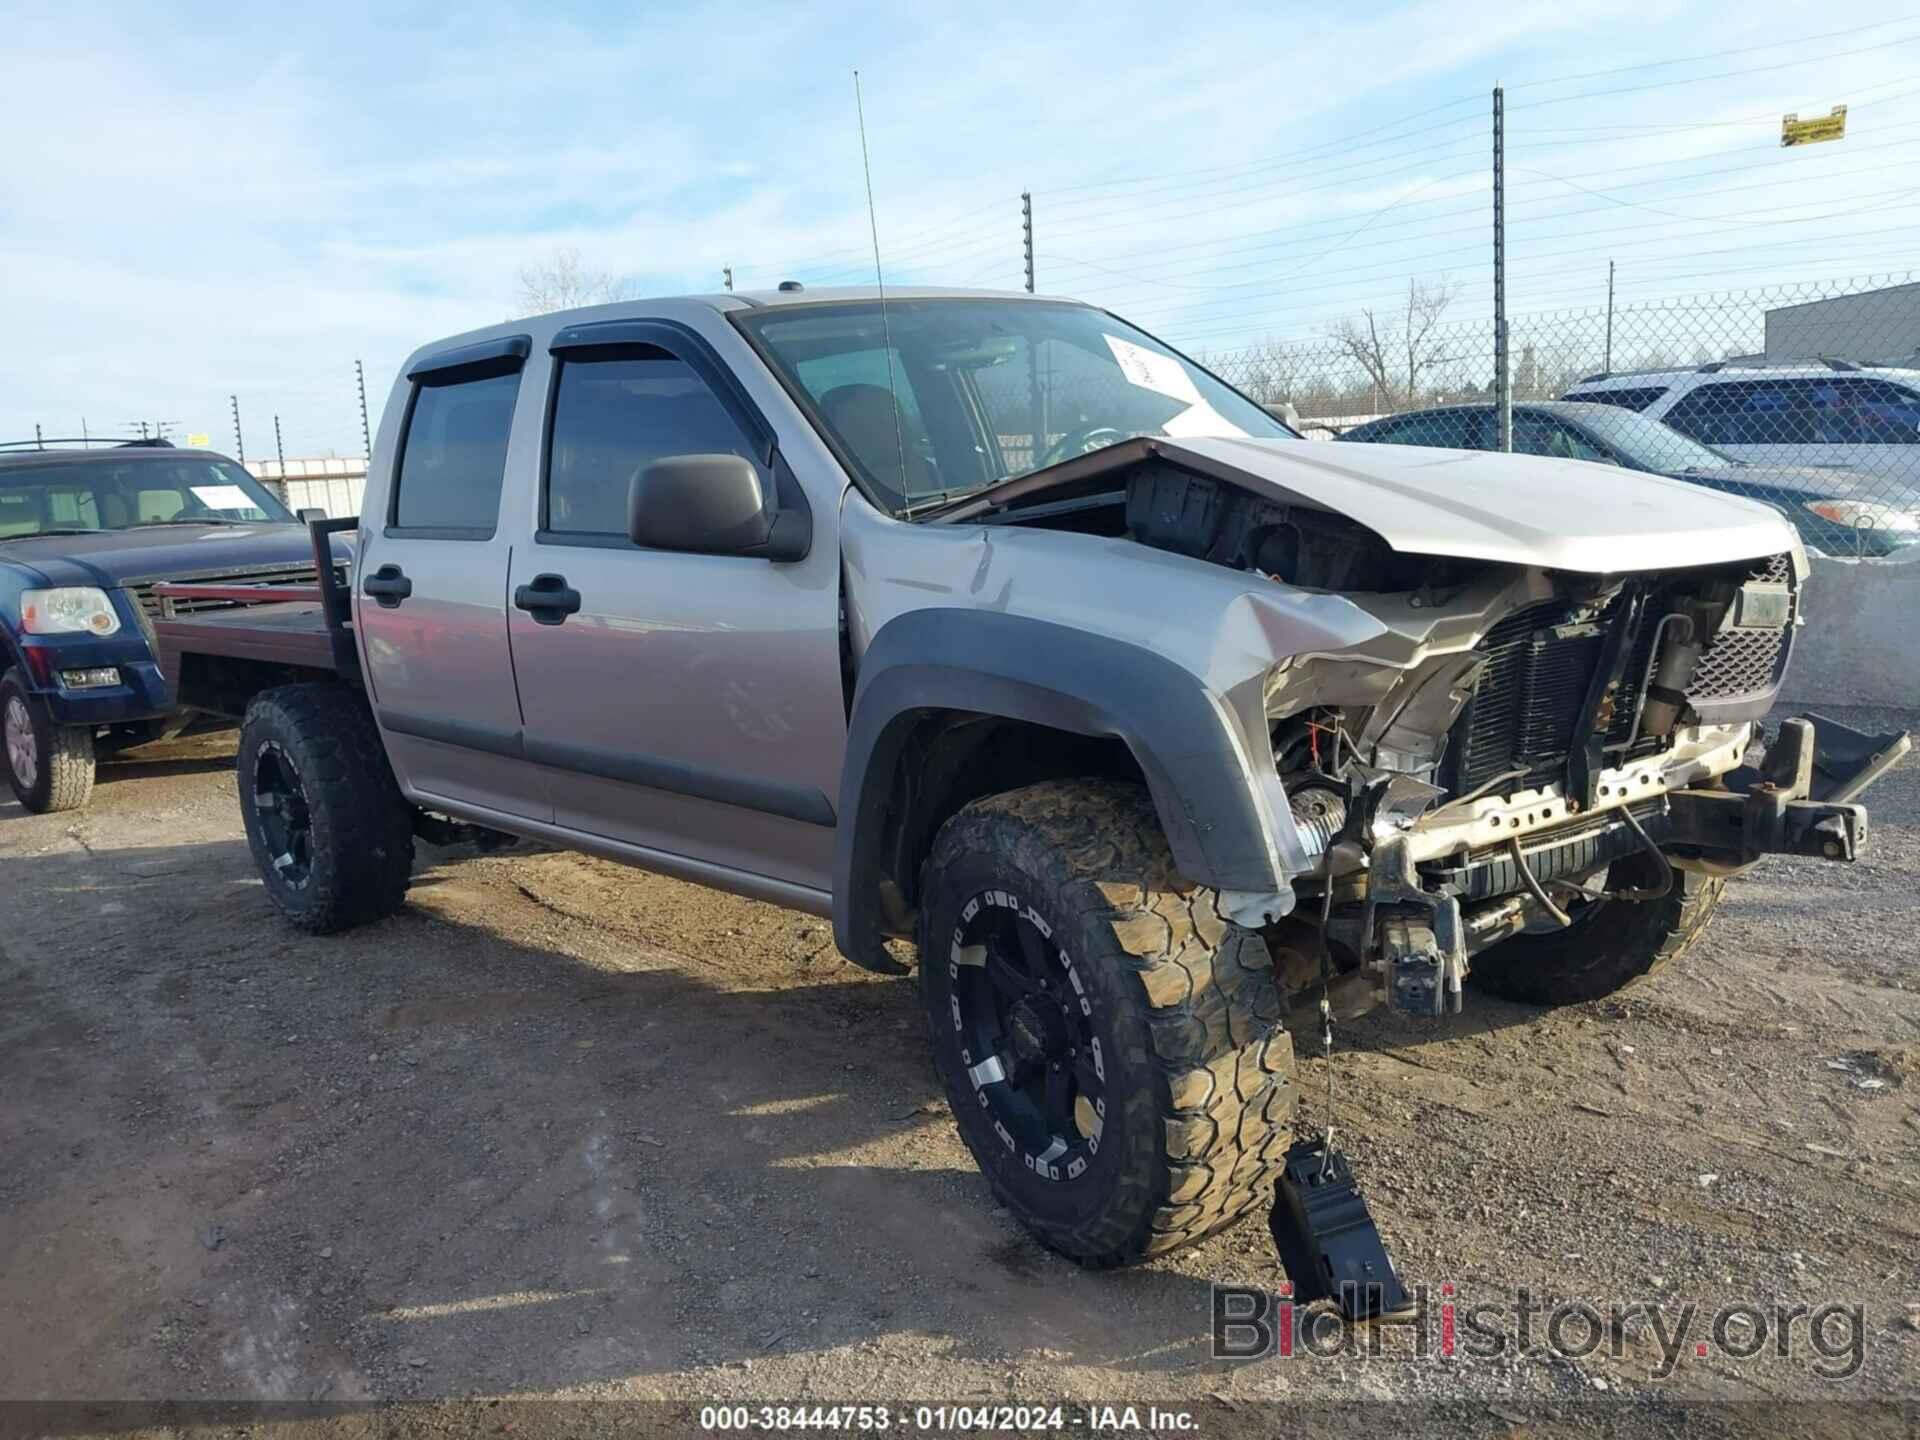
[151,516,362,712]
[154,600,350,677]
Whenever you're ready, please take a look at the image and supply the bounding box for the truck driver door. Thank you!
[504,319,844,896]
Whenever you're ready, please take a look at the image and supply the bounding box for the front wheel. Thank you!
[1469,851,1725,1006]
[238,683,415,933]
[919,780,1295,1268]
[1,668,95,814]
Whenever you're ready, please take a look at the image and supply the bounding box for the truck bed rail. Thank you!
[152,515,361,693]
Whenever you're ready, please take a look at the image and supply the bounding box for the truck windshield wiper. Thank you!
[0,528,105,539]
[125,517,261,527]
[898,487,991,519]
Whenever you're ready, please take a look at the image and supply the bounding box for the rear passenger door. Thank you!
[504,318,844,896]
[355,337,550,823]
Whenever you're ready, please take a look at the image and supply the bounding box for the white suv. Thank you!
[1562,360,1920,497]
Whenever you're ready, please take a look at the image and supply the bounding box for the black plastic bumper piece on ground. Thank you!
[1269,1138,1414,1323]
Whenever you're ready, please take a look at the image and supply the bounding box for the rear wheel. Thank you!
[919,780,1295,1268]
[1469,852,1725,1006]
[1,668,95,814]
[238,683,414,933]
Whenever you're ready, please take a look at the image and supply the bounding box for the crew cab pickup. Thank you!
[156,287,1908,1269]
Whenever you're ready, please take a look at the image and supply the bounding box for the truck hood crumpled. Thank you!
[943,436,1800,574]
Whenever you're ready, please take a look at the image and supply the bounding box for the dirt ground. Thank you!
[1,710,1916,1433]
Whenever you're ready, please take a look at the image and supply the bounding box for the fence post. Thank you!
[1022,189,1047,465]
[1492,86,1511,453]
[1022,190,1035,294]
[1605,260,1615,374]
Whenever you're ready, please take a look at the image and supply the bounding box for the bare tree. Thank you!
[1327,277,1460,409]
[1201,338,1307,407]
[514,247,634,317]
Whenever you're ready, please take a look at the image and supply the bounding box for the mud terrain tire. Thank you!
[238,683,414,934]
[1470,852,1725,1006]
[2,668,95,814]
[919,779,1296,1268]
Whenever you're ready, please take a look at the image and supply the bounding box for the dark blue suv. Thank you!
[1,440,340,813]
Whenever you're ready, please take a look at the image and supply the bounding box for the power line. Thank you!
[1502,16,1920,91]
[1032,18,1920,215]
[1506,30,1920,113]
[1038,95,1487,198]
[1040,138,1920,295]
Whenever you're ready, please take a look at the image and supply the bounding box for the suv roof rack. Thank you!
[1694,356,1861,375]
[1575,355,1883,384]
[0,437,176,452]
[1570,366,1687,385]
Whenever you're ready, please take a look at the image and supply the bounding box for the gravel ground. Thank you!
[1,711,1916,1435]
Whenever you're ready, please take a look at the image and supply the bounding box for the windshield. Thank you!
[0,456,293,540]
[737,299,1296,515]
[1566,407,1732,473]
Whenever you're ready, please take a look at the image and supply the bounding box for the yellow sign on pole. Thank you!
[1782,105,1847,147]
[186,432,211,448]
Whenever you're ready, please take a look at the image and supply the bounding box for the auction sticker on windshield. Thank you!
[1103,334,1201,404]
[189,485,256,510]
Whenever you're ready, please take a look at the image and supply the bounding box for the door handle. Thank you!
[513,573,582,626]
[362,564,412,607]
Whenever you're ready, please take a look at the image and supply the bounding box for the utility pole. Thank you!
[1492,86,1510,453]
[230,394,245,462]
[355,360,371,457]
[81,418,89,445]
[723,266,734,291]
[1021,190,1035,293]
[1604,260,1616,373]
[34,423,42,449]
[274,414,286,468]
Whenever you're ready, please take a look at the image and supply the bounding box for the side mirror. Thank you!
[627,453,809,561]
[297,507,327,523]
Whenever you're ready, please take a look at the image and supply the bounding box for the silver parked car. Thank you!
[157,288,1904,1270]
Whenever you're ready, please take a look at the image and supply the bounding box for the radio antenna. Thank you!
[854,68,909,501]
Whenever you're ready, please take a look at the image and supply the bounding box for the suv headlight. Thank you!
[1801,499,1920,534]
[20,586,122,636]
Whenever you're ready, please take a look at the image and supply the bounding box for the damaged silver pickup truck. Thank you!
[155,288,1907,1273]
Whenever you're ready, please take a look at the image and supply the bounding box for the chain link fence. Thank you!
[1200,273,1920,557]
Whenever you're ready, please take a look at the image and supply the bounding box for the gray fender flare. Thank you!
[832,608,1286,970]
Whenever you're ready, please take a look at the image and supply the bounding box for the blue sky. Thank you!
[2,1,1914,454]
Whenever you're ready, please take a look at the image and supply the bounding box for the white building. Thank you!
[244,456,366,518]
[1763,282,1920,365]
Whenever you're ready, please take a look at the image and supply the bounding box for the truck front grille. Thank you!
[1688,554,1795,703]
[1690,624,1791,700]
